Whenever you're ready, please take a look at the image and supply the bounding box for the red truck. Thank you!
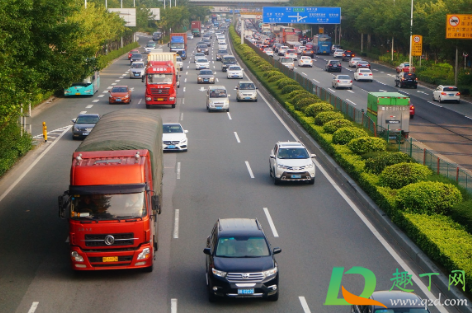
[191,21,201,37]
[144,52,179,109]
[58,109,163,272]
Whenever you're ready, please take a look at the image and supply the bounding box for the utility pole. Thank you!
[408,0,414,73]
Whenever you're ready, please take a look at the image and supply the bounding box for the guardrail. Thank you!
[240,36,472,193]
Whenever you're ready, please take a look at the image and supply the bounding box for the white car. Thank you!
[433,85,461,103]
[280,57,295,70]
[332,75,353,89]
[187,34,194,40]
[297,46,306,54]
[278,45,289,56]
[235,81,257,102]
[284,49,298,60]
[333,49,344,58]
[354,68,373,81]
[269,141,316,185]
[216,34,225,40]
[175,56,183,71]
[349,57,363,68]
[129,62,145,79]
[193,52,205,63]
[218,38,226,44]
[227,65,244,79]
[264,48,274,56]
[162,123,188,151]
[218,43,228,50]
[195,57,210,70]
[207,85,230,112]
[298,56,313,67]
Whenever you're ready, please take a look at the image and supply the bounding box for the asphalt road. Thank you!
[0,33,461,313]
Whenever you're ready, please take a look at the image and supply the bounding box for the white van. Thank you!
[206,86,230,112]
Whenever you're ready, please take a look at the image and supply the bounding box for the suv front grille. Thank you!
[226,272,264,283]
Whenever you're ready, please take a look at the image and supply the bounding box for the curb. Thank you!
[231,42,471,312]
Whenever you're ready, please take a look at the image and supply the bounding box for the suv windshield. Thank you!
[223,57,236,64]
[131,63,144,68]
[239,83,255,90]
[210,89,227,98]
[71,193,146,220]
[215,236,270,257]
[277,147,309,159]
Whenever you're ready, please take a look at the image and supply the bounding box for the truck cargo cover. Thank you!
[76,109,163,196]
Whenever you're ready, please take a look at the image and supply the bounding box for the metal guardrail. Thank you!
[239,35,472,193]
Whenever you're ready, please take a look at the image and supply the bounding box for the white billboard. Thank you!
[149,8,160,20]
[108,8,136,27]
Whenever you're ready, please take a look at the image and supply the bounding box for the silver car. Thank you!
[176,56,183,71]
[195,57,210,70]
[279,57,295,70]
[129,62,145,79]
[197,69,215,84]
[332,75,353,90]
[236,81,258,102]
[72,113,100,139]
[206,85,230,112]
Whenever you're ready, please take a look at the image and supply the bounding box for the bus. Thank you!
[64,71,100,97]
[312,34,332,55]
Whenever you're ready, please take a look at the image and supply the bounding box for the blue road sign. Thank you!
[262,7,341,24]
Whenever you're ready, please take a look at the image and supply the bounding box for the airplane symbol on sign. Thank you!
[287,12,307,22]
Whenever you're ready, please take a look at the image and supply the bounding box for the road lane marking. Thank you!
[234,132,240,143]
[106,86,112,89]
[417,91,429,95]
[387,74,396,77]
[227,112,232,120]
[216,78,219,82]
[379,89,386,92]
[80,111,87,114]
[263,208,279,237]
[428,101,442,107]
[28,302,39,313]
[180,113,184,120]
[171,299,177,313]
[173,210,180,239]
[0,126,71,205]
[346,99,357,105]
[347,90,354,93]
[111,83,117,86]
[465,116,472,120]
[115,80,120,82]
[177,162,181,179]
[328,88,335,93]
[185,71,188,75]
[302,72,307,76]
[138,99,142,105]
[86,105,93,108]
[245,161,254,178]
[98,95,104,97]
[184,78,187,83]
[182,98,185,105]
[378,82,387,85]
[373,69,379,71]
[299,297,311,313]
[92,100,99,103]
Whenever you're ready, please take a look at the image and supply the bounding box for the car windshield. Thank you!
[359,61,369,64]
[443,87,459,91]
[76,116,99,124]
[132,54,143,59]
[330,61,341,65]
[197,45,207,49]
[374,309,429,313]
[111,87,128,93]
[147,74,173,84]
[176,57,182,62]
[215,236,270,257]
[228,66,241,71]
[196,58,208,63]
[200,70,213,75]
[147,43,155,47]
[71,193,146,220]
[163,124,183,133]
[280,58,292,63]
[338,75,351,80]
[209,89,227,98]
[277,148,309,159]
[360,69,371,73]
[131,63,144,69]
[352,58,362,61]
[195,53,205,57]
[223,57,236,63]
[335,49,343,52]
[239,83,255,90]
[218,50,227,54]
[301,56,311,60]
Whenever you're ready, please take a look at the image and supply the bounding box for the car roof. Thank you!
[277,141,304,148]
[209,85,227,90]
[163,123,182,126]
[77,113,99,118]
[371,291,424,309]
[217,218,263,236]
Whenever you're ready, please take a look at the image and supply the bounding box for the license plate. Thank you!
[116,99,122,102]
[103,256,118,262]
[157,98,164,101]
[292,174,302,179]
[82,132,90,135]
[167,145,175,148]
[245,97,251,100]
[134,73,139,76]
[204,79,208,81]
[449,94,454,96]
[216,107,223,109]
[75,93,81,95]
[238,289,254,295]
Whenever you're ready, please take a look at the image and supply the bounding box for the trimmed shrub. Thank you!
[347,137,387,155]
[323,119,353,134]
[277,78,298,89]
[304,102,334,118]
[450,200,472,233]
[293,97,319,110]
[379,163,432,189]
[314,111,345,125]
[264,70,281,78]
[396,182,463,214]
[281,84,304,94]
[287,90,312,101]
[268,74,285,82]
[258,63,273,71]
[364,152,412,174]
[332,127,369,145]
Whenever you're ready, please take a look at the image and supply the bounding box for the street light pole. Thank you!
[84,0,87,8]
[408,0,413,73]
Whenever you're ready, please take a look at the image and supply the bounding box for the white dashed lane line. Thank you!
[263,208,279,237]
[138,99,142,105]
[173,210,180,239]
[92,100,99,102]
[299,296,311,313]
[86,105,93,108]
[98,95,104,97]
[180,113,184,121]
[234,132,240,143]
[28,302,39,313]
[245,161,255,178]
[227,112,232,120]
[111,83,117,86]
[79,111,87,114]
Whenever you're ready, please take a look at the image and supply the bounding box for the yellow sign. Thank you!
[319,27,324,34]
[446,14,472,39]
[411,35,422,56]
[240,11,262,16]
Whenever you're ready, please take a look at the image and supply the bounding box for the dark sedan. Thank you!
[71,113,100,139]
[130,53,143,65]
[216,49,228,61]
[197,69,215,84]
[197,44,209,55]
[203,37,211,47]
[341,50,355,61]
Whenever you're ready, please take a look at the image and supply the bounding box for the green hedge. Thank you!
[304,102,334,118]
[315,111,345,126]
[0,119,33,177]
[97,41,140,69]
[347,137,387,155]
[364,152,412,174]
[323,119,353,134]
[332,127,369,145]
[277,78,298,89]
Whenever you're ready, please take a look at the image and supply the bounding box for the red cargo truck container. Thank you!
[58,110,163,272]
[191,21,201,37]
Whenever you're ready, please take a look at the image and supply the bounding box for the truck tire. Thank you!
[172,104,176,108]
[143,263,154,273]
[146,105,151,109]
[153,234,158,251]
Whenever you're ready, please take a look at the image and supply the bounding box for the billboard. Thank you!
[108,8,136,27]
[263,7,341,24]
[149,8,160,21]
[446,14,472,39]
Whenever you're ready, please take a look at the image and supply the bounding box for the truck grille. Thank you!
[150,87,170,95]
[226,272,264,283]
[84,233,135,247]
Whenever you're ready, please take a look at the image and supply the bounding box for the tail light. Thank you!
[369,73,373,76]
[350,81,353,83]
[337,80,340,82]
[456,92,461,96]
[329,64,333,67]
[342,54,346,56]
[411,105,415,110]
[441,92,447,95]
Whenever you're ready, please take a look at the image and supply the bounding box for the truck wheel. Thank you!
[146,105,151,109]
[143,263,154,273]
[172,104,176,108]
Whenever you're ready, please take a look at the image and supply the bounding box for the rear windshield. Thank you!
[360,69,371,73]
[223,57,237,63]
[287,49,297,54]
[338,75,351,80]
[280,58,293,63]
[443,87,459,91]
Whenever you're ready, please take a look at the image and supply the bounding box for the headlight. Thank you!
[137,248,151,260]
[209,78,214,81]
[71,251,84,262]
[262,267,278,278]
[169,97,175,100]
[74,127,80,131]
[180,138,187,143]
[212,268,227,277]
[146,97,151,101]
[198,77,202,81]
[277,164,289,169]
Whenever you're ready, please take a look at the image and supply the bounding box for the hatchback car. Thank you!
[270,141,316,184]
[341,50,355,61]
[395,72,418,88]
[354,68,373,81]
[162,123,188,151]
[71,113,100,139]
[351,291,431,313]
[130,53,143,65]
[333,49,344,58]
[109,86,131,104]
[279,57,295,70]
[198,69,215,84]
[128,49,140,59]
[235,81,258,102]
[207,86,230,112]
[298,56,313,67]
[129,61,145,79]
[203,218,281,302]
[221,55,238,72]
[227,65,243,79]
[348,57,363,68]
[195,57,210,70]
[216,49,228,61]
[325,60,342,72]
[332,75,353,90]
[197,44,209,55]
[433,85,461,103]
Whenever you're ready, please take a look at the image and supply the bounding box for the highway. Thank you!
[0,33,459,313]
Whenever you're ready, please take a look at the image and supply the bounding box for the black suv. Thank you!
[325,60,342,72]
[221,55,238,72]
[203,218,281,302]
[341,50,355,61]
[395,72,418,89]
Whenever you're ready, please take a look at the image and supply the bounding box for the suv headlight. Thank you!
[212,268,227,277]
[262,267,278,278]
[277,164,289,169]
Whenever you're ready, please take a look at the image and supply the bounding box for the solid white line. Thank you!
[180,113,184,121]
[328,88,335,93]
[258,87,447,311]
[234,132,240,143]
[312,79,319,83]
[79,111,87,114]
[346,99,357,106]
[387,74,396,77]
[177,162,181,180]
[263,208,279,237]
[138,99,142,105]
[227,112,232,120]
[171,299,178,313]
[86,105,93,108]
[465,116,472,120]
[173,210,180,239]
[245,161,254,178]
[28,302,39,313]
[379,89,386,92]
[299,297,311,313]
[302,72,307,76]
[0,126,71,204]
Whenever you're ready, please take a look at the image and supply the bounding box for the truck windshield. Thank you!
[319,37,331,42]
[70,192,146,220]
[171,43,185,49]
[147,74,173,84]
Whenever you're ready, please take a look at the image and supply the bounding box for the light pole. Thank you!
[84,0,87,8]
[408,0,413,73]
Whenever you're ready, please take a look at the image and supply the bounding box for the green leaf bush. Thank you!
[332,127,369,145]
[396,182,463,214]
[281,84,304,94]
[264,70,281,78]
[277,78,298,89]
[268,74,285,82]
[287,90,312,102]
[293,97,320,110]
[364,152,412,174]
[258,63,273,71]
[323,119,353,134]
[379,163,432,189]
[347,137,387,155]
[315,112,345,126]
[304,102,334,118]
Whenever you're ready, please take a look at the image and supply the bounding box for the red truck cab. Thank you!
[144,60,178,108]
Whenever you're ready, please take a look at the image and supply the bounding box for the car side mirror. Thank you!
[71,119,76,123]
[270,154,275,159]
[273,247,282,254]
[203,247,211,255]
